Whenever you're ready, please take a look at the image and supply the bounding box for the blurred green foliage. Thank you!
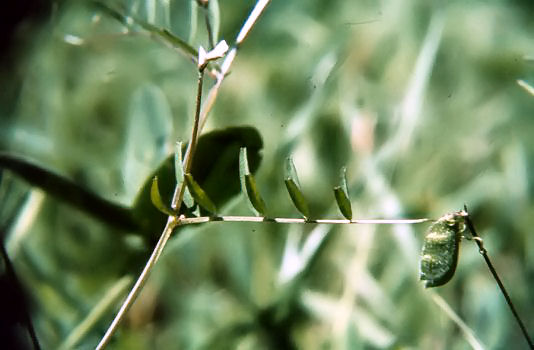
[1,0,533,349]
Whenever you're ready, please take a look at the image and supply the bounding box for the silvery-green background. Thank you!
[1,0,533,348]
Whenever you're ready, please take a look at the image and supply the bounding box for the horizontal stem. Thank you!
[178,216,432,225]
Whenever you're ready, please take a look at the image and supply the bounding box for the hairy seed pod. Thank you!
[420,211,466,288]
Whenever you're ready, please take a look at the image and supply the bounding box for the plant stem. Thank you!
[172,68,205,210]
[178,216,431,225]
[96,1,271,347]
[235,0,270,46]
[95,217,178,350]
[463,205,534,350]
[96,68,205,350]
[199,0,271,130]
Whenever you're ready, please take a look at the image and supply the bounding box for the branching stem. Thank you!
[96,1,271,347]
[96,64,206,350]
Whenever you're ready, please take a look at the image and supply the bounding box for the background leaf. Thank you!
[122,83,173,204]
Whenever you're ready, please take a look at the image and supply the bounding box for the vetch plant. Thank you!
[1,0,533,349]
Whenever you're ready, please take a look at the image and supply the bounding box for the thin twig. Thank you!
[97,67,206,349]
[96,62,206,350]
[235,0,270,46]
[178,215,432,225]
[95,217,178,350]
[173,68,205,210]
[463,205,534,350]
[199,0,271,130]
[97,2,271,347]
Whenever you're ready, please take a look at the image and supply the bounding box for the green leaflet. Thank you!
[333,167,352,220]
[239,147,267,216]
[184,173,217,215]
[284,178,310,219]
[284,158,310,219]
[333,188,351,220]
[419,212,465,288]
[245,175,267,216]
[150,177,175,216]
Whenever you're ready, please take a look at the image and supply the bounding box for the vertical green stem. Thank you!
[172,67,205,210]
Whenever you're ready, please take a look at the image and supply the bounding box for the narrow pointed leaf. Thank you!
[174,141,195,208]
[150,177,175,216]
[92,2,198,59]
[239,147,267,216]
[285,178,310,219]
[334,167,352,220]
[333,187,352,220]
[245,174,267,216]
[184,173,217,214]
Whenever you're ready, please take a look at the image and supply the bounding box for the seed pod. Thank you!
[420,211,466,288]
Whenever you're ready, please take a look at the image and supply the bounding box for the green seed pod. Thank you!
[420,211,466,288]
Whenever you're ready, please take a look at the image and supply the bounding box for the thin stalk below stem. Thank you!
[463,205,534,350]
[173,68,205,210]
[95,218,178,350]
[97,68,205,350]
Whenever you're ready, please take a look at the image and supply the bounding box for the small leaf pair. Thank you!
[285,160,353,221]
[239,154,315,220]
